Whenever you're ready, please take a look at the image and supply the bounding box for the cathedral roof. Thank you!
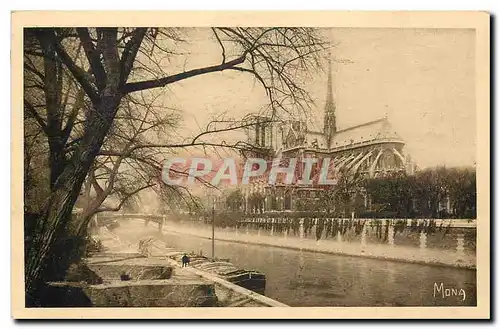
[330,117,404,148]
[279,56,405,153]
[299,117,404,151]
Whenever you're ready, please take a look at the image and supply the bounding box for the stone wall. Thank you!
[235,217,476,254]
[42,280,217,307]
[39,254,217,307]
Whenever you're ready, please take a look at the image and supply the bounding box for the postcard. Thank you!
[11,11,490,319]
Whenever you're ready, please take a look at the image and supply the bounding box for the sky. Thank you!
[154,27,476,169]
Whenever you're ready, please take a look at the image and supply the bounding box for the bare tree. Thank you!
[23,27,328,304]
[318,169,364,216]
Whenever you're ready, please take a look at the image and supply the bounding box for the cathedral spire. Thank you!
[323,53,337,148]
[326,54,334,106]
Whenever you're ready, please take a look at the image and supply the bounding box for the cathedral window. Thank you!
[261,125,266,147]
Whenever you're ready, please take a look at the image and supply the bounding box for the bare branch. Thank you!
[120,28,148,84]
[76,28,106,91]
[35,29,99,105]
[24,100,48,133]
[122,54,247,94]
[212,27,226,64]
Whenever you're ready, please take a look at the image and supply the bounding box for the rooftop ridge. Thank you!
[305,129,324,135]
[336,117,388,134]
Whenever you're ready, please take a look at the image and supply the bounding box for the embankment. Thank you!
[154,220,475,270]
[103,224,288,307]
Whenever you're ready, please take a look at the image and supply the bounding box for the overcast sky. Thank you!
[160,27,476,169]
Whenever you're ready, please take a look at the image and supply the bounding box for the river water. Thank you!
[158,231,476,307]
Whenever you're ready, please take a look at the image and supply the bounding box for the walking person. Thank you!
[181,254,190,267]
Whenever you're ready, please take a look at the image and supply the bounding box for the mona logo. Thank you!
[433,282,466,301]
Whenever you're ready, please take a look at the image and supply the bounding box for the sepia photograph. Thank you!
[11,11,490,319]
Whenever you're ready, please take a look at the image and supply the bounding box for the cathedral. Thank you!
[242,59,418,213]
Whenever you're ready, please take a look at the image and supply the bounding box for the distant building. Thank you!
[242,58,418,213]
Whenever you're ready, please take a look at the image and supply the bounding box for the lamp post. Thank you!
[211,196,215,261]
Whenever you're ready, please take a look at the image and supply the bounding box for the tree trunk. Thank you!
[25,97,121,306]
[25,161,90,306]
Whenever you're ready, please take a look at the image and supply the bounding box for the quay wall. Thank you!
[100,213,476,255]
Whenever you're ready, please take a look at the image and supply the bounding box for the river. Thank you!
[156,230,476,307]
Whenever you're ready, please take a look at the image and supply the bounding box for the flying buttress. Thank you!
[344,152,366,172]
[391,148,406,167]
[369,149,384,177]
[335,154,355,171]
[350,150,375,174]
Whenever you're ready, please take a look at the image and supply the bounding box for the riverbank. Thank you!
[99,224,288,307]
[155,220,476,270]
